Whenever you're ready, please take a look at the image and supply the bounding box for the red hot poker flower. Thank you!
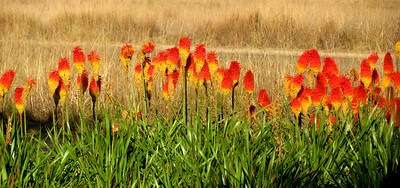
[207,52,218,78]
[48,70,60,97]
[89,76,101,103]
[289,74,304,98]
[392,72,400,90]
[194,44,206,73]
[309,49,321,74]
[142,41,155,54]
[371,68,379,86]
[77,70,89,95]
[179,37,191,67]
[291,97,302,118]
[360,59,372,87]
[166,47,179,73]
[199,60,211,86]
[258,89,271,109]
[340,76,353,100]
[15,87,24,115]
[384,52,394,75]
[58,57,71,88]
[243,70,255,95]
[328,74,341,90]
[330,87,342,111]
[88,51,101,81]
[297,50,309,74]
[322,57,339,78]
[0,70,16,98]
[120,44,135,72]
[221,69,233,95]
[368,52,379,70]
[22,77,37,103]
[229,61,241,85]
[299,87,312,115]
[73,46,86,75]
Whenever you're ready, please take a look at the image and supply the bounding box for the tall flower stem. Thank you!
[231,83,238,110]
[183,67,188,126]
[20,113,23,137]
[141,62,148,127]
[79,92,84,134]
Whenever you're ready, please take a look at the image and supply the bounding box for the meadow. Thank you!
[1,0,400,187]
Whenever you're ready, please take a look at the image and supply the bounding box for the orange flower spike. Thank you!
[207,52,219,78]
[322,57,339,78]
[289,74,304,98]
[330,87,342,111]
[171,70,180,89]
[163,71,179,100]
[392,72,400,91]
[328,75,341,90]
[147,77,154,94]
[310,89,323,108]
[220,69,233,95]
[179,37,191,67]
[367,52,379,70]
[48,70,60,97]
[291,97,302,118]
[58,57,71,88]
[157,51,168,77]
[199,60,211,86]
[146,65,155,82]
[134,63,142,90]
[354,84,368,107]
[323,96,332,115]
[381,74,392,92]
[59,79,67,106]
[142,41,155,54]
[21,77,37,102]
[215,68,225,88]
[88,51,101,81]
[243,70,255,95]
[73,46,86,75]
[194,44,206,73]
[284,75,292,97]
[166,47,179,73]
[163,77,170,100]
[299,87,312,115]
[258,89,271,109]
[229,61,241,85]
[189,70,199,89]
[372,68,379,86]
[77,70,89,95]
[309,49,321,74]
[371,94,388,108]
[316,72,328,89]
[340,76,353,100]
[89,76,101,103]
[360,59,372,87]
[296,50,309,74]
[0,70,16,99]
[14,88,24,115]
[396,41,400,63]
[120,44,135,72]
[384,53,394,75]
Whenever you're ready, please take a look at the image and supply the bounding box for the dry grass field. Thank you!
[1,0,399,50]
[0,0,399,121]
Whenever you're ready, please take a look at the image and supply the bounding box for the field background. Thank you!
[1,0,400,122]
